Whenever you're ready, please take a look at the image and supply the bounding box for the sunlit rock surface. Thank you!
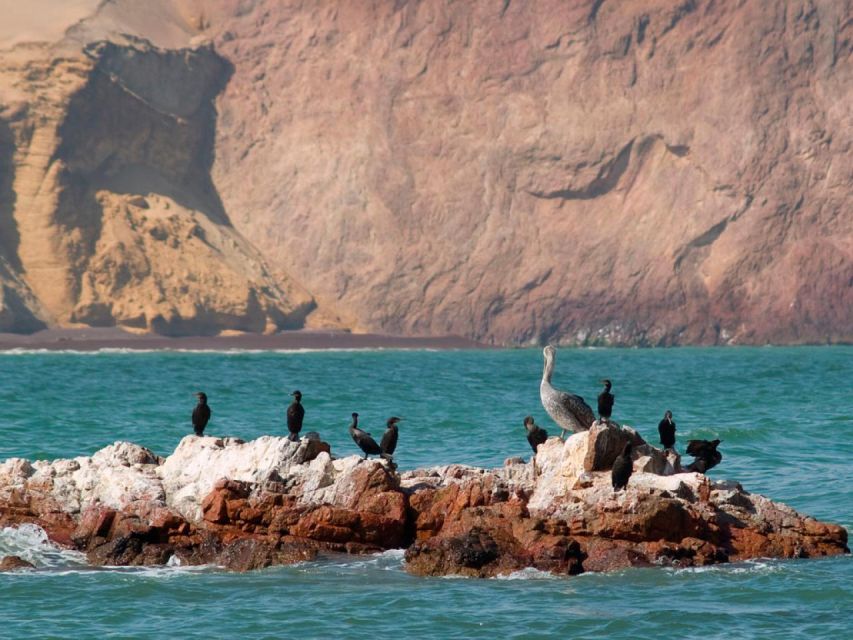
[0,430,846,574]
[0,0,851,344]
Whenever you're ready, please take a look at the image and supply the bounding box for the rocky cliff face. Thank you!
[211,0,853,345]
[0,8,312,335]
[0,0,850,344]
[0,429,847,574]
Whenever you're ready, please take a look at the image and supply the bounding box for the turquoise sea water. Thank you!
[0,347,851,639]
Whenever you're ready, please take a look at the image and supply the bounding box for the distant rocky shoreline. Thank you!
[0,425,847,576]
[0,328,489,352]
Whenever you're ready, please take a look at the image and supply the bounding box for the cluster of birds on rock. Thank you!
[191,390,402,467]
[190,346,723,489]
[531,345,723,490]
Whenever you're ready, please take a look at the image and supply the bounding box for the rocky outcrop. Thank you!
[0,429,847,574]
[402,430,847,576]
[0,0,851,344]
[0,555,35,570]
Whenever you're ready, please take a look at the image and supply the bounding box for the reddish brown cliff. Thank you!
[210,0,853,345]
[0,1,850,344]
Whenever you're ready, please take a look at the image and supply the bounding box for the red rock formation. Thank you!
[0,433,847,574]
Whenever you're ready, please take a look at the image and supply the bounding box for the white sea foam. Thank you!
[667,559,786,576]
[0,524,87,569]
[310,548,407,573]
[496,567,557,580]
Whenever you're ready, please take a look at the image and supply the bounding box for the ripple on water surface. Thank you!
[0,347,851,639]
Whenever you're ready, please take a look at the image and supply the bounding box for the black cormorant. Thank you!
[287,390,305,442]
[192,392,211,436]
[380,417,401,458]
[540,346,595,439]
[658,410,676,450]
[686,439,722,473]
[349,413,382,459]
[597,379,614,421]
[524,416,548,453]
[611,442,633,490]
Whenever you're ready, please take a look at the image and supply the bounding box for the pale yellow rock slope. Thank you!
[0,0,311,335]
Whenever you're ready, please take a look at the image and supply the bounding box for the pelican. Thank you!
[540,345,595,439]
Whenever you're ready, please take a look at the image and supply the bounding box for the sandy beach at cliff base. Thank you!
[0,328,489,351]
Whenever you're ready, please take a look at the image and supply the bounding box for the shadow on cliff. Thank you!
[54,42,236,256]
[0,118,21,272]
[48,43,259,327]
[0,118,46,333]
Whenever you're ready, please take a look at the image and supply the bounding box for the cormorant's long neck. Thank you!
[542,354,554,384]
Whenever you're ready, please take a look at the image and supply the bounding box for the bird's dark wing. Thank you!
[360,433,382,455]
[686,440,706,457]
[192,405,211,429]
[353,428,382,455]
[287,403,305,432]
[611,456,632,488]
[380,427,398,456]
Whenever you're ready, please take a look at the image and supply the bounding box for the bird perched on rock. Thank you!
[523,416,548,453]
[540,346,595,439]
[685,439,722,473]
[286,390,305,442]
[349,413,382,459]
[597,379,614,422]
[658,410,676,451]
[192,392,211,436]
[380,417,401,459]
[524,415,548,478]
[611,442,633,490]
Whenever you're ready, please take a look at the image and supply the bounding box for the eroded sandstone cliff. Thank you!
[0,0,850,343]
[0,6,312,335]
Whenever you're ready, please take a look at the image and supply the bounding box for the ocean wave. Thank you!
[0,525,223,576]
[0,524,87,569]
[667,559,786,576]
[35,563,221,579]
[302,548,407,573]
[496,567,557,581]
